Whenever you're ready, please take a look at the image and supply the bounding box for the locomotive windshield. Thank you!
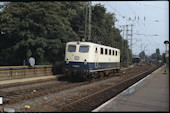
[79,46,89,53]
[68,45,76,52]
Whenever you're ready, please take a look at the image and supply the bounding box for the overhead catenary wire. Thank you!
[104,2,130,24]
[93,1,168,56]
[135,2,168,10]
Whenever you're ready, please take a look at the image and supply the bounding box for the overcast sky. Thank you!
[92,1,169,56]
[0,1,169,56]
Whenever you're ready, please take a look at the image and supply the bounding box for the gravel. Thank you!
[0,80,59,93]
[0,62,158,112]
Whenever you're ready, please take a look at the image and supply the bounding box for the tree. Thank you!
[0,2,78,65]
[0,2,132,68]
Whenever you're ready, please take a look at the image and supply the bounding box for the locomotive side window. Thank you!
[109,49,111,55]
[105,49,107,55]
[79,46,89,53]
[113,50,114,56]
[95,47,98,53]
[101,48,103,54]
[116,51,117,56]
[68,45,76,52]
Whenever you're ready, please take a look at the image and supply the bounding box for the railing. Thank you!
[0,65,53,81]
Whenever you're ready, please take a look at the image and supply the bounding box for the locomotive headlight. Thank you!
[84,59,87,65]
[66,58,69,64]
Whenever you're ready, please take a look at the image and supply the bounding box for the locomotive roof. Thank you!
[67,41,120,51]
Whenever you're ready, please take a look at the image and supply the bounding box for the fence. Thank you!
[0,65,53,81]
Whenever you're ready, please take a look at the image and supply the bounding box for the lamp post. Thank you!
[164,40,169,73]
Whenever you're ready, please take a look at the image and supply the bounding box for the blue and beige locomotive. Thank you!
[64,41,120,80]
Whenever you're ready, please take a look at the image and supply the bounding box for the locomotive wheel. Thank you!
[86,74,92,81]
[113,69,116,74]
[116,69,119,73]
[104,71,109,76]
[92,72,98,79]
[98,72,104,79]
[83,73,92,81]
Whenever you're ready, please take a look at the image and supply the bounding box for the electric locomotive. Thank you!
[64,41,120,80]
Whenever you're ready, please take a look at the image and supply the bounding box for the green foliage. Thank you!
[0,2,132,68]
[0,2,77,65]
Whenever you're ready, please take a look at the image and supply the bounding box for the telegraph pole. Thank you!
[119,25,126,66]
[84,2,88,40]
[126,25,129,67]
[130,24,133,53]
[88,1,92,41]
[84,1,92,41]
[120,24,133,67]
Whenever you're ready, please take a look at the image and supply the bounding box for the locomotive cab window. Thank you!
[116,51,117,56]
[68,45,76,52]
[113,50,114,56]
[79,46,89,53]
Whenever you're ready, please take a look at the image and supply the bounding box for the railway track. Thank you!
[0,62,162,112]
[1,81,68,104]
[0,70,123,106]
[55,65,160,112]
[16,62,162,112]
[0,77,59,89]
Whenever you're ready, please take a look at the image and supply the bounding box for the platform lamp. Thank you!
[164,40,169,74]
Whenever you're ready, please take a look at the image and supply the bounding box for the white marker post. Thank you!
[0,97,2,104]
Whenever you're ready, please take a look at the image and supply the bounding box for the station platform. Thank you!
[93,65,169,112]
[0,75,62,86]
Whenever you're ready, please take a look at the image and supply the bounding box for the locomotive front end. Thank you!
[64,42,92,80]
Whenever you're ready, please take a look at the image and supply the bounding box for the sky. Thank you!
[0,1,169,56]
[92,1,169,56]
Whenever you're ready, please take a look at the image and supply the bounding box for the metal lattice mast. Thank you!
[130,24,133,53]
[84,2,88,40]
[84,1,91,41]
[88,1,92,41]
[126,25,129,66]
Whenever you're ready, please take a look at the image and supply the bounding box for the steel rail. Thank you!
[55,66,158,112]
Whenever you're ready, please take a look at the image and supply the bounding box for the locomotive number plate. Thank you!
[73,65,80,68]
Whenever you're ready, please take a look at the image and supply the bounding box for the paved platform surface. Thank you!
[93,65,169,112]
[0,75,62,86]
